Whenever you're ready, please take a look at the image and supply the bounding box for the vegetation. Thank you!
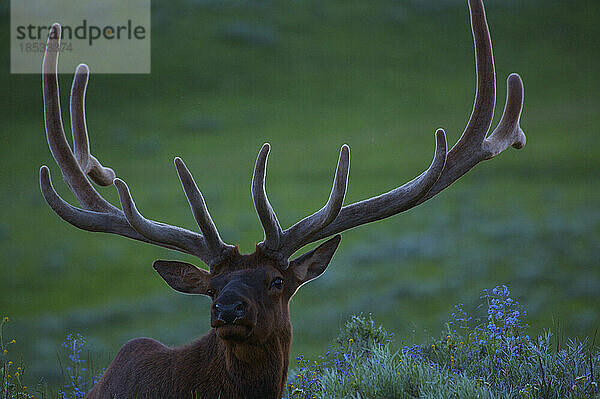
[2,286,599,398]
[1,0,598,392]
[284,286,600,398]
[1,318,104,399]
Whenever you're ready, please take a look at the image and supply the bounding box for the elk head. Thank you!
[151,235,341,344]
[40,0,526,351]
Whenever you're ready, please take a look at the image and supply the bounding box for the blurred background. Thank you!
[1,0,598,389]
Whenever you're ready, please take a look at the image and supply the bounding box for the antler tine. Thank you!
[252,144,283,250]
[417,0,526,201]
[302,129,447,246]
[461,0,496,145]
[113,179,214,261]
[40,166,143,239]
[483,73,526,156]
[70,63,116,186]
[277,145,350,259]
[174,157,234,258]
[43,24,114,212]
[40,166,193,257]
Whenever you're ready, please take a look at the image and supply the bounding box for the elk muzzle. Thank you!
[212,294,255,341]
[211,282,256,333]
[213,300,248,325]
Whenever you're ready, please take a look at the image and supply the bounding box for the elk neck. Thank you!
[181,323,292,397]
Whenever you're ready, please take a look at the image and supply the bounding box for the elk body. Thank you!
[40,1,526,398]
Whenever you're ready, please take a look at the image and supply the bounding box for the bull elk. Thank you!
[40,0,526,398]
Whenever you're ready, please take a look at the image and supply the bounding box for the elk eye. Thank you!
[270,277,283,290]
[206,289,215,297]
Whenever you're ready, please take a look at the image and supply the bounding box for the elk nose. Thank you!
[215,301,247,324]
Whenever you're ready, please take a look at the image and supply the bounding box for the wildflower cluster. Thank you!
[442,285,530,362]
[446,286,530,369]
[1,325,105,399]
[479,285,530,357]
[448,302,472,332]
[1,317,35,398]
[57,333,103,399]
[428,285,599,397]
[287,354,325,398]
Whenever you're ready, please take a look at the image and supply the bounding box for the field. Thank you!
[1,0,599,391]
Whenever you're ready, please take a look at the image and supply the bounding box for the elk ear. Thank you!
[153,260,212,296]
[289,235,341,286]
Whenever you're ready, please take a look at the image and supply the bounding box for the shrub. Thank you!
[285,285,600,399]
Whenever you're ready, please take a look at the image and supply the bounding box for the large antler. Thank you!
[253,0,526,266]
[39,24,234,270]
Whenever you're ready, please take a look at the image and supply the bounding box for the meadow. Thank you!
[1,0,599,393]
[3,285,599,397]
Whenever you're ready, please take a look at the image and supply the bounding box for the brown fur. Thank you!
[86,237,340,399]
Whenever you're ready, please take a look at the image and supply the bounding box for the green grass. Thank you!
[2,286,599,398]
[1,0,599,389]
